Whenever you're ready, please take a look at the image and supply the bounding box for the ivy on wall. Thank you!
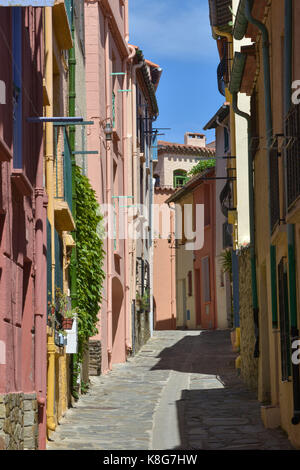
[71,165,105,397]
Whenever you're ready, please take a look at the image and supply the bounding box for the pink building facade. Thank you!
[85,0,130,372]
[0,7,47,449]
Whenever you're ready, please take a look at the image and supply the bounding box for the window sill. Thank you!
[11,169,33,197]
[54,199,75,232]
[53,0,73,50]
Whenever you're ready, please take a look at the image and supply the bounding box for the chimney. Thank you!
[184,132,206,148]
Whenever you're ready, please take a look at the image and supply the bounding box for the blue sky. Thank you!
[129,0,223,145]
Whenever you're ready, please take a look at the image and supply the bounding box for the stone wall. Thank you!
[134,310,151,354]
[238,246,258,394]
[89,340,101,376]
[0,393,38,450]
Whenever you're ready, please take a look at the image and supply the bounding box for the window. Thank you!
[173,169,188,189]
[153,174,160,187]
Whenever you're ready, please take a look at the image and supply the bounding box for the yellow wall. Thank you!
[252,0,300,448]
[175,193,196,329]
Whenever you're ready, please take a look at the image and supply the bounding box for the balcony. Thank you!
[54,127,75,233]
[53,0,73,50]
[270,148,280,232]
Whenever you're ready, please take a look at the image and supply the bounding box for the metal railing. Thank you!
[54,127,73,214]
[270,147,280,231]
[286,103,300,209]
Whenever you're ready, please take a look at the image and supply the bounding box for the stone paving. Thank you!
[47,330,294,450]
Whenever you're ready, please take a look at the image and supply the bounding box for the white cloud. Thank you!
[129,0,218,63]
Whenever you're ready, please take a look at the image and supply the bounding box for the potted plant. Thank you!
[55,287,76,330]
[62,310,75,330]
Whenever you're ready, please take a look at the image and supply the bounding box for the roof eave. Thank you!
[229,52,246,94]
[233,0,254,40]
[136,49,159,118]
[203,103,230,130]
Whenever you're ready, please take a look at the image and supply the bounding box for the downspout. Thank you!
[148,126,156,337]
[68,2,78,397]
[244,0,274,363]
[284,0,300,425]
[131,56,144,338]
[127,45,135,350]
[45,6,56,433]
[34,64,47,451]
[104,16,113,370]
[213,27,237,202]
[232,92,259,357]
[124,0,129,44]
[123,44,136,354]
[213,26,240,348]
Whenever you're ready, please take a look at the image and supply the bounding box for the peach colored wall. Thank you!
[85,1,127,372]
[153,189,176,330]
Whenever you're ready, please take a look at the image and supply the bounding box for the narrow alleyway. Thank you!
[47,330,293,450]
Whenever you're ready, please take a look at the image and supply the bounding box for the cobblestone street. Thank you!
[47,330,294,450]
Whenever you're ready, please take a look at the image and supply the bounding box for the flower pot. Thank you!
[62,318,73,330]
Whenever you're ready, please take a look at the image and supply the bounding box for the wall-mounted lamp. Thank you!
[104,121,113,141]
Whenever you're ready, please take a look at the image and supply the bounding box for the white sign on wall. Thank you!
[66,316,78,354]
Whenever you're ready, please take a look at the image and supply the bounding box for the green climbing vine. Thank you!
[188,158,216,177]
[71,165,106,398]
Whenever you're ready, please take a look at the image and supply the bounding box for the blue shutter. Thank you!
[12,7,22,169]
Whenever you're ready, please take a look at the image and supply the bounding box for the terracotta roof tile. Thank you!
[157,140,215,157]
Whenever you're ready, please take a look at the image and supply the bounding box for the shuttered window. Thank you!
[278,257,291,381]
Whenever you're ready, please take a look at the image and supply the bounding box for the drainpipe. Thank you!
[131,56,144,337]
[232,92,259,357]
[34,131,46,448]
[68,3,79,397]
[122,58,131,355]
[69,6,76,307]
[123,42,136,354]
[33,6,47,450]
[124,0,129,44]
[212,27,237,199]
[244,0,275,364]
[284,0,300,425]
[104,16,113,370]
[45,6,56,433]
[213,26,240,348]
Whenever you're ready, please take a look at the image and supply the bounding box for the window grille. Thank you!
[286,103,300,209]
[270,147,280,231]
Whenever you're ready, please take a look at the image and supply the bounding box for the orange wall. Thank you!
[193,175,217,329]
